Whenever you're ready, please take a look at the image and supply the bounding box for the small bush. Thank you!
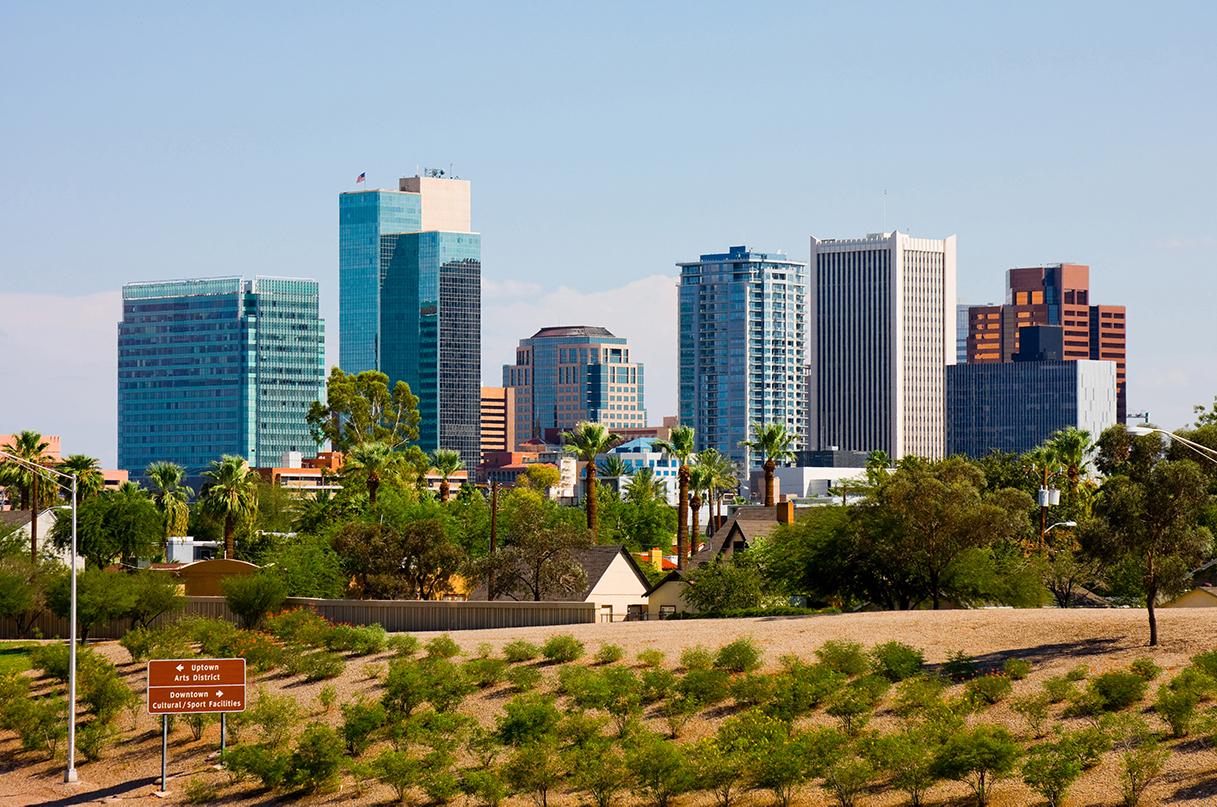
[374,749,421,801]
[228,630,285,673]
[626,731,696,807]
[503,640,541,663]
[824,754,876,807]
[1012,693,1051,738]
[1155,684,1200,738]
[11,696,67,758]
[326,624,387,656]
[676,667,730,705]
[731,672,777,706]
[1129,657,1162,682]
[463,768,509,807]
[221,572,287,629]
[1057,725,1111,770]
[1043,675,1078,703]
[386,634,420,657]
[640,667,676,704]
[465,657,509,688]
[242,689,301,748]
[932,724,1020,807]
[288,650,345,681]
[80,662,137,722]
[1064,664,1088,681]
[426,634,462,659]
[942,650,979,681]
[341,699,386,756]
[316,683,338,713]
[75,719,117,761]
[1003,658,1033,681]
[286,723,344,793]
[265,608,330,646]
[542,634,585,664]
[29,642,99,682]
[183,713,217,742]
[362,662,386,681]
[636,648,666,668]
[1120,740,1169,807]
[1085,670,1149,713]
[714,637,762,673]
[871,641,925,681]
[183,777,219,804]
[497,694,562,746]
[827,684,880,734]
[225,743,290,790]
[595,644,625,665]
[817,640,869,677]
[661,693,700,738]
[679,645,714,671]
[966,674,1014,706]
[893,675,947,716]
[181,616,241,657]
[120,625,193,662]
[505,664,541,693]
[1022,741,1084,807]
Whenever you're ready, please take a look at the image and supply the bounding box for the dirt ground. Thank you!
[1,607,1215,806]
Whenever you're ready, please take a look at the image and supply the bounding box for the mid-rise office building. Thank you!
[809,231,957,460]
[503,326,646,443]
[339,173,481,466]
[118,277,325,482]
[965,263,1127,420]
[480,387,517,460]
[678,246,807,471]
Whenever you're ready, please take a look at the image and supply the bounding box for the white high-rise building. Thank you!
[808,231,957,460]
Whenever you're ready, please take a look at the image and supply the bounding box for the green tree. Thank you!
[697,448,737,530]
[562,422,621,536]
[145,461,192,558]
[48,568,137,643]
[0,431,58,562]
[687,465,712,542]
[0,557,66,637]
[343,441,406,507]
[624,466,667,504]
[519,463,561,492]
[1045,427,1093,496]
[50,486,162,568]
[598,454,628,480]
[201,455,259,559]
[307,367,421,451]
[741,421,797,507]
[653,425,695,567]
[431,448,464,503]
[477,489,592,601]
[57,454,104,501]
[681,557,766,613]
[933,725,1020,807]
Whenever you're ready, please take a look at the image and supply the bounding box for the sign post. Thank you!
[147,658,246,794]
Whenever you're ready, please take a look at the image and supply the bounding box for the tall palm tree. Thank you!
[201,455,258,560]
[562,422,621,536]
[342,441,401,507]
[687,466,713,545]
[598,454,629,479]
[147,461,193,559]
[696,448,737,533]
[0,431,56,562]
[1046,427,1093,495]
[624,466,667,505]
[741,422,797,507]
[431,448,464,503]
[653,425,696,568]
[57,454,104,501]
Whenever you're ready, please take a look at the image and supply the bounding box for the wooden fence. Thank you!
[0,597,597,640]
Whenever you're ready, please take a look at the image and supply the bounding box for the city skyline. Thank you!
[2,4,1214,465]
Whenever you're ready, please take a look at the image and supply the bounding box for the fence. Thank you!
[0,597,597,640]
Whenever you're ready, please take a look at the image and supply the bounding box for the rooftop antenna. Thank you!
[883,189,888,232]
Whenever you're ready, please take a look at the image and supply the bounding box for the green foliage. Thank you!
[221,572,287,629]
[816,640,869,677]
[49,487,163,568]
[263,536,347,598]
[541,633,584,663]
[932,725,1021,807]
[47,568,137,642]
[387,633,420,657]
[595,643,624,665]
[506,664,542,693]
[79,660,137,722]
[238,688,301,748]
[119,625,193,662]
[75,719,117,761]
[307,367,421,452]
[382,658,473,716]
[265,608,330,645]
[730,672,776,707]
[714,637,762,673]
[870,641,925,681]
[30,642,97,681]
[1155,681,1201,738]
[636,648,666,668]
[503,738,565,807]
[1119,739,1169,807]
[373,748,421,801]
[284,723,344,793]
[503,639,541,663]
[1084,670,1149,713]
[1002,658,1032,680]
[284,649,345,681]
[1021,741,1084,807]
[569,740,629,807]
[893,675,947,717]
[325,623,387,655]
[965,674,1014,707]
[626,731,695,807]
[10,695,67,758]
[867,726,940,807]
[341,698,386,756]
[676,667,730,705]
[679,645,714,670]
[639,667,676,704]
[826,678,885,734]
[426,633,462,659]
[1129,657,1163,681]
[497,694,561,746]
[183,713,217,741]
[1065,664,1089,681]
[182,777,219,804]
[465,656,509,688]
[126,571,185,628]
[1043,674,1078,703]
[1012,693,1052,738]
[680,557,767,613]
[823,754,876,807]
[225,743,291,790]
[764,659,846,724]
[943,650,980,681]
[462,767,509,807]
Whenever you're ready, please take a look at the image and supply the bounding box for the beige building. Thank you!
[1163,587,1217,608]
[399,174,471,232]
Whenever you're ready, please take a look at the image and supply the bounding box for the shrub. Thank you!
[542,634,585,663]
[326,624,387,656]
[1086,670,1149,713]
[11,696,67,758]
[1057,725,1111,770]
[679,645,714,671]
[942,650,979,681]
[80,662,137,722]
[503,640,541,663]
[1043,675,1077,703]
[465,657,509,688]
[636,648,666,668]
[932,725,1020,807]
[1120,740,1169,807]
[1064,664,1088,681]
[595,644,625,665]
[1012,693,1052,738]
[1022,741,1084,807]
[506,664,542,693]
[183,713,217,742]
[225,743,290,790]
[30,642,98,682]
[1129,657,1162,681]
[362,661,386,681]
[127,571,185,628]
[426,634,462,659]
[966,674,1014,707]
[183,777,219,804]
[228,630,285,673]
[816,641,868,677]
[316,683,338,713]
[386,633,420,657]
[497,694,562,746]
[871,641,925,681]
[503,739,565,807]
[661,693,701,739]
[242,689,301,748]
[714,637,762,673]
[824,754,875,807]
[676,668,730,705]
[181,616,241,656]
[426,659,476,712]
[221,572,287,629]
[765,660,846,723]
[288,650,345,682]
[893,675,947,716]
[868,727,939,807]
[826,686,878,735]
[570,742,629,807]
[374,749,421,801]
[75,719,117,761]
[731,672,777,707]
[421,758,461,804]
[1155,683,1200,738]
[265,608,329,645]
[462,767,509,807]
[1002,658,1032,681]
[341,698,386,756]
[626,731,695,807]
[285,723,344,793]
[120,625,193,662]
[640,668,677,704]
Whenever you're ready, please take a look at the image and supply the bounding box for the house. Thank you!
[171,558,260,596]
[1163,587,1217,609]
[646,504,795,618]
[0,508,82,569]
[473,544,651,622]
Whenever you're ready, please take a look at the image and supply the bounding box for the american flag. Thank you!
[355,172,366,184]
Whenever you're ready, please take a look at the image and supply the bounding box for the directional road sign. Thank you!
[147,658,246,715]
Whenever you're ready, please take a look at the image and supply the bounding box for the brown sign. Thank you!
[147,658,246,715]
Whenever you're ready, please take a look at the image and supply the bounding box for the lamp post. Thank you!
[0,449,79,783]
[1127,424,1217,465]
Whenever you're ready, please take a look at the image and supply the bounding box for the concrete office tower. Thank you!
[504,327,646,443]
[339,173,481,466]
[809,232,957,460]
[965,263,1127,420]
[118,277,325,483]
[955,303,972,363]
[480,386,517,460]
[677,246,807,470]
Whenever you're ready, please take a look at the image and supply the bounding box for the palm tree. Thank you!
[201,455,258,560]
[741,422,797,507]
[1046,427,1093,495]
[598,454,629,479]
[342,441,401,506]
[653,425,696,568]
[147,461,193,559]
[431,448,464,503]
[687,466,713,545]
[562,422,621,536]
[624,466,667,505]
[696,448,737,533]
[0,431,56,562]
[57,454,104,500]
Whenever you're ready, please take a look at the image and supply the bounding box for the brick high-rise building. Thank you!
[480,387,517,459]
[965,263,1127,420]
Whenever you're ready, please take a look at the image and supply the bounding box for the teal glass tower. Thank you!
[339,175,482,467]
[118,277,325,482]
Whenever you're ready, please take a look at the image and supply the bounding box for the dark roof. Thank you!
[0,511,31,529]
[646,506,783,593]
[531,326,615,339]
[472,544,650,602]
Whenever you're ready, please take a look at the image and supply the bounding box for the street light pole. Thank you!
[1127,424,1217,465]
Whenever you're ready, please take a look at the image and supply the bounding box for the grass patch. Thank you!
[0,642,39,674]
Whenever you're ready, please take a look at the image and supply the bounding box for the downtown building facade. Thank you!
[965,263,1127,420]
[677,246,807,471]
[503,326,646,444]
[809,231,957,460]
[338,175,481,467]
[117,277,325,483]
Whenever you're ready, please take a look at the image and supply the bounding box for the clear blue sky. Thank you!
[1,2,1215,465]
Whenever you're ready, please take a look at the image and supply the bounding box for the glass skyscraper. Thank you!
[117,277,325,482]
[677,246,807,472]
[339,175,481,467]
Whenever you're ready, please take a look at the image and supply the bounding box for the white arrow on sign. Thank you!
[176,664,184,672]
[215,690,223,697]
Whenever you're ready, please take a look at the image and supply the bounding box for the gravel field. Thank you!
[1,607,1215,806]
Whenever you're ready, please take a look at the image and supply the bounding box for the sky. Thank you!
[1,2,1215,467]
